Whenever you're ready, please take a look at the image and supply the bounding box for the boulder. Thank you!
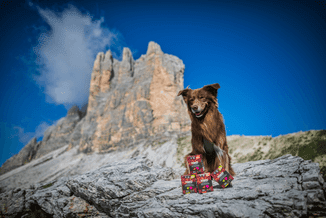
[1,154,325,217]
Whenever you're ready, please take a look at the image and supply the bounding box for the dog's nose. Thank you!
[192,106,198,111]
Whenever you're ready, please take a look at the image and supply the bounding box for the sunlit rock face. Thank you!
[0,41,191,175]
[74,41,190,153]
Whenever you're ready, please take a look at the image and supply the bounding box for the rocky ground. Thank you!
[1,130,326,217]
[1,154,325,217]
[0,131,188,192]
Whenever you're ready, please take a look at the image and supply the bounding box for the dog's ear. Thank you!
[177,89,189,97]
[177,88,191,103]
[203,83,220,97]
[177,85,191,97]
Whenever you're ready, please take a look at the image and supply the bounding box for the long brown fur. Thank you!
[178,83,236,176]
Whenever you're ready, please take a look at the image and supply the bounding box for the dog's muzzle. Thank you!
[191,108,203,118]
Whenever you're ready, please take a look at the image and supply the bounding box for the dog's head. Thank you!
[178,83,220,118]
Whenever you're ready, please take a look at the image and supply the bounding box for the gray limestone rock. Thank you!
[1,154,325,217]
[0,131,185,193]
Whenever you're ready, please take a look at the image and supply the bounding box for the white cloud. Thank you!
[10,120,59,145]
[34,121,51,139]
[11,126,34,145]
[31,4,125,110]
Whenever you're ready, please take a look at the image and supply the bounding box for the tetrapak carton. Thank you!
[181,175,197,194]
[211,165,234,189]
[186,154,205,175]
[196,173,213,194]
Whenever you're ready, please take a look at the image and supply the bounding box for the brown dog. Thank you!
[178,83,236,176]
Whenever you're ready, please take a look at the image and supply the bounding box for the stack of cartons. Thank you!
[181,154,234,194]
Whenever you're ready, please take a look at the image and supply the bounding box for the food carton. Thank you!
[186,154,205,175]
[181,174,197,194]
[211,165,234,188]
[196,173,213,193]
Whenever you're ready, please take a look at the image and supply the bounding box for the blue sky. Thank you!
[1,0,325,166]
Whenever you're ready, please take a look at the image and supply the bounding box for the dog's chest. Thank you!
[199,122,217,144]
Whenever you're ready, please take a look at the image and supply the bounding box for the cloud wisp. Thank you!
[11,121,52,145]
[31,4,125,109]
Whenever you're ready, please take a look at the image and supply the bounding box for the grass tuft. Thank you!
[42,182,54,189]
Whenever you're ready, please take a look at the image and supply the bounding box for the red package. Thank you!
[211,165,234,189]
[181,174,197,194]
[186,154,205,175]
[196,173,213,194]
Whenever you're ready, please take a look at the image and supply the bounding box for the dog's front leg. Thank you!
[191,131,205,154]
[183,132,205,175]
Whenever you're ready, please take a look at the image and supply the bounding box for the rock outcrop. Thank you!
[1,41,190,175]
[1,154,326,217]
[0,138,40,175]
[71,41,190,153]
